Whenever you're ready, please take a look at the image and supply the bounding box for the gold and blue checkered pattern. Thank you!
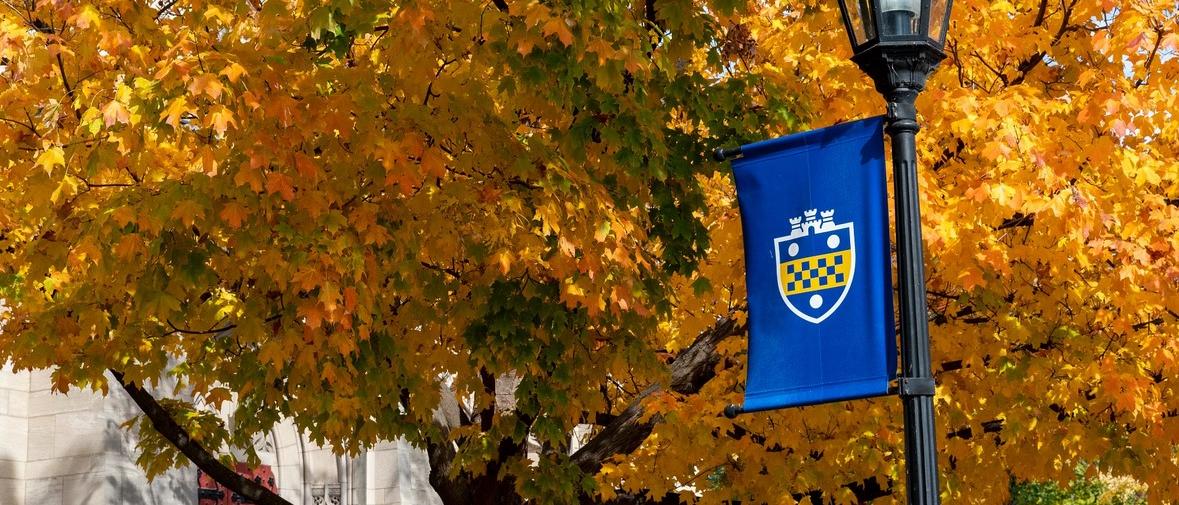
[780,250,851,296]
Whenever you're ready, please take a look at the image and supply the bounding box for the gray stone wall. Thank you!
[0,364,194,505]
[364,440,442,505]
[0,364,30,504]
[0,363,443,505]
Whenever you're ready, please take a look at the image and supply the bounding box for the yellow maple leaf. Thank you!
[294,152,319,180]
[114,234,145,260]
[206,105,236,135]
[70,5,101,29]
[517,34,540,55]
[233,165,265,192]
[35,147,65,174]
[219,202,249,229]
[265,172,295,201]
[159,96,190,129]
[419,148,446,177]
[543,17,574,47]
[298,301,325,329]
[170,200,204,227]
[220,62,248,83]
[187,73,225,100]
[102,101,130,126]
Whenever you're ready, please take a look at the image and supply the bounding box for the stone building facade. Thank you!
[0,364,442,505]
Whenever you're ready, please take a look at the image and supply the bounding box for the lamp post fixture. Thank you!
[834,1,953,504]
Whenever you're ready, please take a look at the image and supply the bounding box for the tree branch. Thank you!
[1009,0,1078,86]
[109,369,293,505]
[1134,27,1165,88]
[570,314,744,474]
[55,52,82,120]
[154,0,179,21]
[0,115,40,137]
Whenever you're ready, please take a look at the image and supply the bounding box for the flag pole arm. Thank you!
[714,146,743,161]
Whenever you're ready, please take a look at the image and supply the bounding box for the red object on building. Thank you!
[197,464,277,505]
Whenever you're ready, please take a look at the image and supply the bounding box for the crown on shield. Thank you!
[819,209,835,230]
[787,215,806,233]
[787,209,839,238]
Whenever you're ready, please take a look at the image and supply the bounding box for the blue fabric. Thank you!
[731,117,896,412]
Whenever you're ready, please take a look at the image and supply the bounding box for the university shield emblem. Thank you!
[774,209,855,324]
[729,116,896,411]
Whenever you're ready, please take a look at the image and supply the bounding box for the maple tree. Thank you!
[621,0,1179,503]
[1,0,1178,504]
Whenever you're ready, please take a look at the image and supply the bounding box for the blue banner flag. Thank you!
[730,116,896,412]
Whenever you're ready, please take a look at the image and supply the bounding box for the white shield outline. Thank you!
[773,222,856,324]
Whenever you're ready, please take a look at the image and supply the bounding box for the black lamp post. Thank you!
[835,1,952,504]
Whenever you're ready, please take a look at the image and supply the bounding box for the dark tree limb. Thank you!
[423,313,746,504]
[793,476,893,503]
[1009,0,1079,86]
[997,212,1035,230]
[571,314,744,474]
[1133,27,1166,88]
[109,369,293,505]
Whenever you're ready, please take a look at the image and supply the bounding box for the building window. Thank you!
[197,464,278,505]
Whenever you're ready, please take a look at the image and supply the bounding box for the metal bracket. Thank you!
[896,377,935,397]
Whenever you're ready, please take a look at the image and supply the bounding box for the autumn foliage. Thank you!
[1,0,1178,503]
